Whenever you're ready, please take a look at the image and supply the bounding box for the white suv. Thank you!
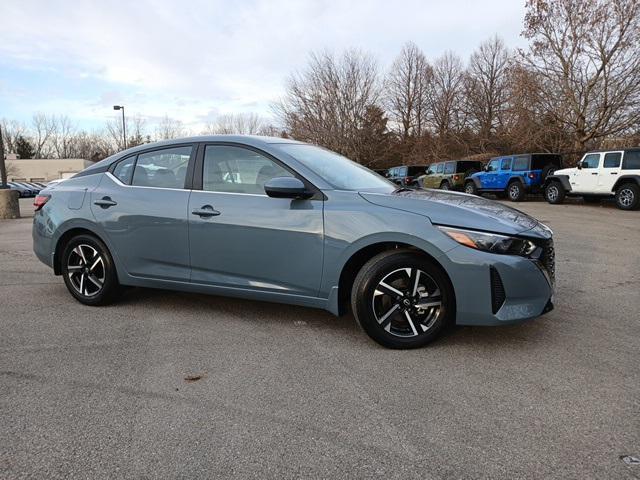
[543,149,640,210]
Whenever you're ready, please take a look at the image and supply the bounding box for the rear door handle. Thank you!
[191,205,221,217]
[591,172,598,175]
[611,172,618,175]
[94,197,117,208]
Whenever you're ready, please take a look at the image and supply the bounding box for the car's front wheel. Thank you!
[61,234,122,306]
[544,181,565,204]
[464,182,477,195]
[351,251,453,349]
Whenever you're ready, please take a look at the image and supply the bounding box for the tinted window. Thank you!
[203,145,293,194]
[132,146,192,188]
[436,163,444,174]
[622,151,640,170]
[531,154,562,170]
[501,158,512,170]
[456,161,482,173]
[603,152,622,168]
[113,156,136,184]
[512,156,529,171]
[581,153,600,169]
[444,162,455,174]
[408,166,427,176]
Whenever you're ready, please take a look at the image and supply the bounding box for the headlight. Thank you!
[437,226,539,257]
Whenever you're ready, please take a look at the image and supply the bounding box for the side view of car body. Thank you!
[33,136,555,349]
[418,160,483,191]
[386,165,428,186]
[544,148,640,210]
[465,153,562,201]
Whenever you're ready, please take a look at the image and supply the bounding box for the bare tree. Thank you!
[465,36,511,151]
[31,113,56,158]
[427,51,467,157]
[522,0,640,151]
[0,119,27,154]
[385,42,432,140]
[105,115,148,151]
[202,112,265,135]
[276,49,381,161]
[51,115,77,158]
[155,115,186,141]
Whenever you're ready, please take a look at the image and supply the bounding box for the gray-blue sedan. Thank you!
[32,135,554,348]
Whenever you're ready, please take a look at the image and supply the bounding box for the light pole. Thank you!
[113,105,126,149]
[0,124,7,188]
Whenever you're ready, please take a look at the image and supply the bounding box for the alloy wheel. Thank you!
[509,183,521,200]
[619,188,635,207]
[464,184,474,194]
[66,244,105,297]
[372,268,443,338]
[546,185,558,202]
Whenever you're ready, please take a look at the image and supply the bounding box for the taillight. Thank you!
[528,173,535,179]
[34,194,50,211]
[405,177,412,183]
[453,175,460,181]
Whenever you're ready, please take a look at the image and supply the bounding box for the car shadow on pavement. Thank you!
[115,286,553,351]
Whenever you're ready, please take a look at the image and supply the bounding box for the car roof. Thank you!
[83,135,305,173]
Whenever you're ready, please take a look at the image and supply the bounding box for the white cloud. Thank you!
[0,0,527,130]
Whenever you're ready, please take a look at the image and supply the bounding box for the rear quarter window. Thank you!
[622,151,640,170]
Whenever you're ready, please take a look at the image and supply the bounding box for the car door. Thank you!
[497,157,513,188]
[187,143,324,297]
[91,144,195,281]
[570,153,601,193]
[483,159,501,189]
[598,152,622,193]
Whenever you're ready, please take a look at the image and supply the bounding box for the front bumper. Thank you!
[441,244,554,326]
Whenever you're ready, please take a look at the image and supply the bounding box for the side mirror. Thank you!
[577,161,583,170]
[264,177,313,199]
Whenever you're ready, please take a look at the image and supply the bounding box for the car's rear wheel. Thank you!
[351,251,453,349]
[464,182,477,195]
[439,181,450,190]
[507,181,525,202]
[61,234,122,306]
[615,183,640,210]
[544,181,565,204]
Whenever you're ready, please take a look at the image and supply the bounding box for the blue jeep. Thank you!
[464,153,563,201]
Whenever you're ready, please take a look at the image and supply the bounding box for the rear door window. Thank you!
[603,152,622,168]
[132,146,193,188]
[444,162,455,174]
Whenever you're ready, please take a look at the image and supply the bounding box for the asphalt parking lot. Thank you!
[1,198,639,479]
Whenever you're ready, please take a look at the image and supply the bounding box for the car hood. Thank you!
[552,167,576,176]
[360,188,550,237]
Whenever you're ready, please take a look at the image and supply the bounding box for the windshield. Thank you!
[275,144,395,192]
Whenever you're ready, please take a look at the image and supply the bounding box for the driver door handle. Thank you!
[192,205,221,218]
[591,172,598,175]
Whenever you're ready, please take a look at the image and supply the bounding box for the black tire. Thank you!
[615,183,640,210]
[507,181,526,202]
[439,181,451,190]
[351,250,454,349]
[464,181,478,195]
[582,195,601,204]
[544,180,565,204]
[61,234,122,306]
[542,164,558,180]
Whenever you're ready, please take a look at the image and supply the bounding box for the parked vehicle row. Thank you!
[380,148,639,210]
[7,181,47,197]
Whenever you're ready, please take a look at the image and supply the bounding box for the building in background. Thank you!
[4,154,94,181]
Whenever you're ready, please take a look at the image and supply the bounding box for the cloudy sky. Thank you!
[0,0,527,132]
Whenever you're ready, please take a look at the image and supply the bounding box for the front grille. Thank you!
[490,267,506,314]
[537,239,556,287]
